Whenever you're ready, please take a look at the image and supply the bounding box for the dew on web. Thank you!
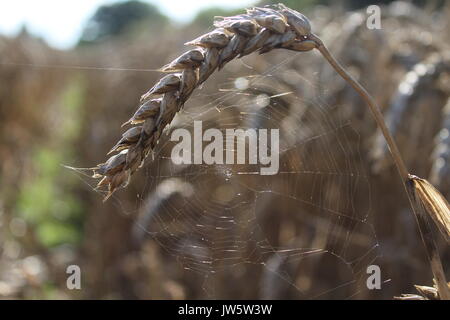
[255,94,271,109]
[234,77,249,91]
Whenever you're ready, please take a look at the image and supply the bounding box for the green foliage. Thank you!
[79,0,168,45]
[16,77,86,247]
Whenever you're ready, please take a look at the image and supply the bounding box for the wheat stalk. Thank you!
[90,4,449,299]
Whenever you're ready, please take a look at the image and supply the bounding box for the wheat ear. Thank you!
[93,4,316,199]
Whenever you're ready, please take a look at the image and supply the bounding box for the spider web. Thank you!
[122,50,382,299]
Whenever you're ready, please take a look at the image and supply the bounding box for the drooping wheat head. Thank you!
[92,4,317,199]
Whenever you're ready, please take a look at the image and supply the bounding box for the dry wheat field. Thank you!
[0,1,449,300]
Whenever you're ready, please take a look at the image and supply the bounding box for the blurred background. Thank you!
[0,0,449,299]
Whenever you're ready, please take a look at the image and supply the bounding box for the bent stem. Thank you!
[310,34,449,300]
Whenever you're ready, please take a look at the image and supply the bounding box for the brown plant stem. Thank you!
[310,34,449,300]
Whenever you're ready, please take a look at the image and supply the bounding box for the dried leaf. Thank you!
[410,175,450,243]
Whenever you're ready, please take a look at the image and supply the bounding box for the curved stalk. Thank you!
[310,34,449,300]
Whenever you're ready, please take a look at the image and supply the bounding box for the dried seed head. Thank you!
[91,4,321,199]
